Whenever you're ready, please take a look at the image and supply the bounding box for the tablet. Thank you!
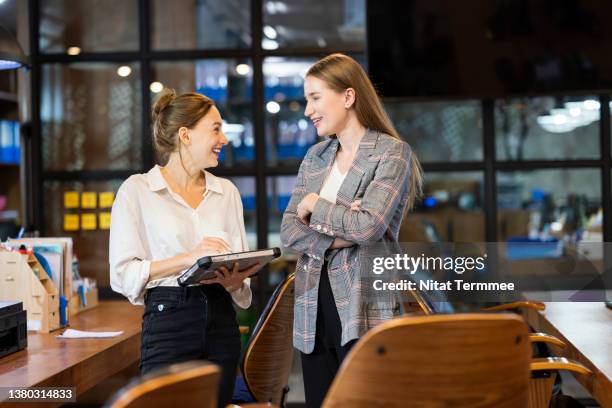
[177,247,281,287]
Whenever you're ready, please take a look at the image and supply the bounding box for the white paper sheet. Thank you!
[56,329,124,339]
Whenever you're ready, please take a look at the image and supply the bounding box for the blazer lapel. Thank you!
[309,137,339,193]
[336,129,380,205]
[307,130,380,204]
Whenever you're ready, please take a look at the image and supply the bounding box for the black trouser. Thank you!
[301,266,356,408]
[140,284,241,408]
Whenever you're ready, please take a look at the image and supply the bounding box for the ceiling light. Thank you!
[263,25,277,40]
[265,1,288,14]
[583,99,599,110]
[222,122,245,134]
[262,39,279,50]
[0,24,27,70]
[235,64,251,76]
[67,46,81,55]
[149,81,163,93]
[266,101,280,114]
[117,65,132,77]
[536,115,576,133]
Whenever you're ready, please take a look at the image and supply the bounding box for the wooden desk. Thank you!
[0,301,143,407]
[523,302,612,407]
[0,300,250,407]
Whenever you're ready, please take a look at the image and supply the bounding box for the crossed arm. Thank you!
[280,142,411,257]
[280,151,355,260]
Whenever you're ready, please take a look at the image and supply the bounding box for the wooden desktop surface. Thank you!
[0,299,249,407]
[0,301,142,406]
[524,302,612,407]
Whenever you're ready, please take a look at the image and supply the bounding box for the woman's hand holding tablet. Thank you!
[177,248,281,287]
[199,262,263,292]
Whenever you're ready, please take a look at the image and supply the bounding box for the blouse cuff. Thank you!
[126,259,151,305]
[231,280,252,309]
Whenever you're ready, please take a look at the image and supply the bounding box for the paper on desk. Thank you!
[56,329,124,339]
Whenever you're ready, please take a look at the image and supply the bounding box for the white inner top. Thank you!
[319,160,348,203]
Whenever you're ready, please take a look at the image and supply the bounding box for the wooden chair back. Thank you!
[241,273,295,405]
[323,313,531,408]
[105,361,220,408]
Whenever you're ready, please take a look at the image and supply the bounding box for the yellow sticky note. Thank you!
[64,192,79,209]
[63,214,79,231]
[81,192,97,209]
[81,213,97,230]
[99,192,115,208]
[99,212,111,230]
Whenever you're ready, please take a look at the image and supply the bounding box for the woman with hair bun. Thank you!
[109,89,260,407]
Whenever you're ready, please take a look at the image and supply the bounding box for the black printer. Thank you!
[0,301,27,358]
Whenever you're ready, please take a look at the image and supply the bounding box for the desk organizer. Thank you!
[0,251,60,333]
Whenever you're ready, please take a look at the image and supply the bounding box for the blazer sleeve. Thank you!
[308,141,412,245]
[280,147,334,260]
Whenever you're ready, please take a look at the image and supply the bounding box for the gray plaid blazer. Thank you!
[280,129,413,353]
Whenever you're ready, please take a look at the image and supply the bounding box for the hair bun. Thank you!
[152,88,176,120]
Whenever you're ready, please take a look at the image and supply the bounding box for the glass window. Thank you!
[151,59,254,168]
[41,62,142,171]
[610,98,612,158]
[0,165,21,238]
[497,169,602,242]
[266,175,297,289]
[266,175,296,250]
[223,176,261,312]
[43,180,125,288]
[386,100,483,163]
[263,57,318,167]
[0,0,21,236]
[151,0,251,50]
[262,0,365,50]
[495,97,600,161]
[403,172,485,243]
[39,0,139,53]
[229,176,257,251]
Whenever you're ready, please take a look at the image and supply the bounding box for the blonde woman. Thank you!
[280,54,423,407]
[109,90,260,408]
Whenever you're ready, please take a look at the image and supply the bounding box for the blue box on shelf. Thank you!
[0,120,12,163]
[506,237,563,260]
[12,122,20,164]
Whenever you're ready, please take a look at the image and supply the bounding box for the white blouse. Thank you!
[109,165,251,308]
[319,160,347,203]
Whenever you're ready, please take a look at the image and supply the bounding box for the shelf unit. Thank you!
[0,70,20,232]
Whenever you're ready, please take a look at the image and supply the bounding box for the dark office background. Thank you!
[0,0,609,312]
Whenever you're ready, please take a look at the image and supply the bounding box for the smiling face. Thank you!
[304,75,351,137]
[181,106,228,170]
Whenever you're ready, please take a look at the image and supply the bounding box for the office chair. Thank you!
[104,360,220,408]
[321,313,592,408]
[238,273,295,407]
[323,313,533,407]
[405,284,593,408]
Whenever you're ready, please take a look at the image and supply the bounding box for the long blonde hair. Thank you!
[306,53,423,210]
